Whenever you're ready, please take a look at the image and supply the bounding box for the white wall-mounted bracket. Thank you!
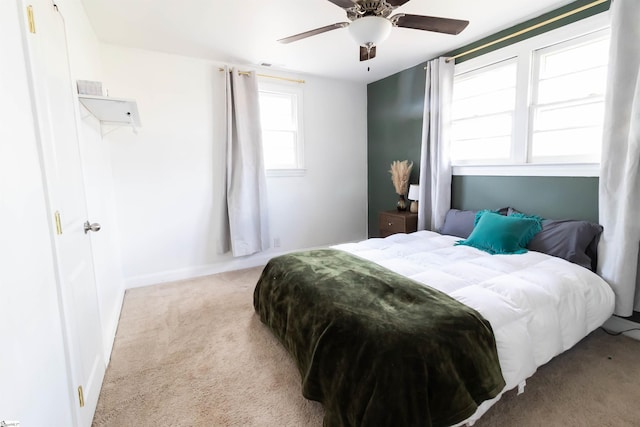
[78,95,141,136]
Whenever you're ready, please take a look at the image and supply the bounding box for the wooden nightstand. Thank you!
[379,210,418,237]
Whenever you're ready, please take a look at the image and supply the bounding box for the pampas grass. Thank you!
[389,160,413,195]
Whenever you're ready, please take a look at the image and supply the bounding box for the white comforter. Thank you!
[333,230,615,425]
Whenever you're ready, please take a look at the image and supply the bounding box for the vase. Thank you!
[396,194,407,211]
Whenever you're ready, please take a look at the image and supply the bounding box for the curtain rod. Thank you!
[218,68,305,84]
[444,0,607,63]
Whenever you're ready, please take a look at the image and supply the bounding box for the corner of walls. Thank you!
[367,62,425,237]
[98,45,368,286]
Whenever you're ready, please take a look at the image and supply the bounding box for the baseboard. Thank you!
[124,256,268,289]
[602,315,640,341]
[124,245,332,289]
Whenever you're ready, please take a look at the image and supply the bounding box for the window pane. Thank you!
[454,61,517,100]
[537,66,608,103]
[452,60,516,164]
[451,137,511,162]
[534,102,605,131]
[259,92,295,130]
[531,127,602,160]
[539,38,609,79]
[531,32,608,164]
[259,86,303,171]
[452,113,512,141]
[262,131,297,169]
[452,88,516,120]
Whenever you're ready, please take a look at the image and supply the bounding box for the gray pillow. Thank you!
[506,208,603,271]
[439,209,478,238]
[439,208,509,238]
[527,219,603,271]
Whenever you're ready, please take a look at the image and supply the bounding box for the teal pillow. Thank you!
[455,211,542,255]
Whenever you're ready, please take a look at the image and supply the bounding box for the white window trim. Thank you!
[451,11,610,177]
[453,163,599,177]
[258,78,305,177]
[266,168,307,178]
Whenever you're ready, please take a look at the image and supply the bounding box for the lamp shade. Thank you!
[348,16,392,45]
[408,184,420,201]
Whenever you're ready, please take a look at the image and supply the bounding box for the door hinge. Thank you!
[77,385,85,408]
[26,5,36,34]
[54,211,63,235]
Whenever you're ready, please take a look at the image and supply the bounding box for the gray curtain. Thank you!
[220,66,270,257]
[598,0,640,316]
[418,57,454,231]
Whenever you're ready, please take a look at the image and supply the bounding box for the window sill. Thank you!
[452,163,599,177]
[266,168,307,177]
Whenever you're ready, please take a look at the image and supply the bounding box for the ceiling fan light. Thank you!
[348,16,392,45]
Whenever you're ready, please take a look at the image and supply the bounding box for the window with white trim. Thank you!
[258,82,304,174]
[530,32,609,163]
[451,59,517,163]
[450,14,610,175]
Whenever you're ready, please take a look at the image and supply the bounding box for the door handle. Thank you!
[83,221,101,234]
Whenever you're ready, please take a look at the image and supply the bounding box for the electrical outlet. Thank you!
[273,237,281,248]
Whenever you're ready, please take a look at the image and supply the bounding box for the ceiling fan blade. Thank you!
[326,0,356,9]
[278,22,349,44]
[386,0,411,7]
[359,45,377,62]
[392,14,469,35]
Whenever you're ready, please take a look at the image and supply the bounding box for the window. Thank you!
[258,82,304,174]
[530,32,609,163]
[450,14,610,175]
[451,59,517,163]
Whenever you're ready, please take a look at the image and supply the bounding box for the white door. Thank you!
[21,1,105,425]
[0,1,75,425]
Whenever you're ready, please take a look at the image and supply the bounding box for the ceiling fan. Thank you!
[278,0,469,61]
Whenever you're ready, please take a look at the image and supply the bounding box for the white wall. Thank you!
[99,44,368,287]
[0,1,73,425]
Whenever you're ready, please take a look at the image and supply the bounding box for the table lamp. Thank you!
[408,184,420,214]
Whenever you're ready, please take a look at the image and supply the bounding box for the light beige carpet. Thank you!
[93,267,640,427]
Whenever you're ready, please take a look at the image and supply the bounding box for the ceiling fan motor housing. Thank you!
[347,1,394,20]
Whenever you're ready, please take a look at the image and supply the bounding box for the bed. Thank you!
[253,211,615,426]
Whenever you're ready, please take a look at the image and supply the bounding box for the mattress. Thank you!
[332,230,615,425]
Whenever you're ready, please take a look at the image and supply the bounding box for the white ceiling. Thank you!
[81,0,577,84]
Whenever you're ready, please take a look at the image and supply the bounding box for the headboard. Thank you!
[451,175,599,223]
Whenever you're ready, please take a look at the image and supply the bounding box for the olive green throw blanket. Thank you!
[253,249,505,427]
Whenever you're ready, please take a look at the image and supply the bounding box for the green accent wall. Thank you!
[366,0,609,234]
[367,62,425,237]
[452,176,599,223]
